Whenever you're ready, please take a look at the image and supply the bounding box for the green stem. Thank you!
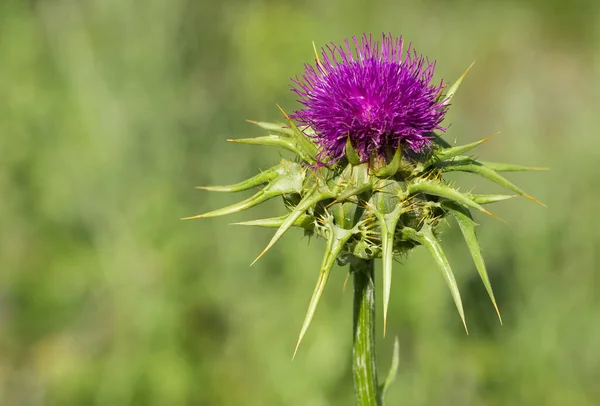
[352,258,381,406]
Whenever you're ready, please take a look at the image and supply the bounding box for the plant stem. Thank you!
[352,258,381,406]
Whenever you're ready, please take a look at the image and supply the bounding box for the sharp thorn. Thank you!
[463,61,475,78]
[493,301,503,326]
[526,195,547,207]
[250,249,267,267]
[482,209,506,223]
[312,40,322,69]
[383,316,387,338]
[181,214,204,220]
[482,132,499,142]
[276,104,291,121]
[292,341,301,361]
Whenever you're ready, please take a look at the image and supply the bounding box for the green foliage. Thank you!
[1,0,599,405]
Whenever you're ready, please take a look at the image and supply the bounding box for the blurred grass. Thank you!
[0,0,599,405]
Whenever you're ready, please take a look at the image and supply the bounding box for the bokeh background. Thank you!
[1,0,599,404]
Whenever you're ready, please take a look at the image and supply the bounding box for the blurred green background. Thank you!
[1,0,599,405]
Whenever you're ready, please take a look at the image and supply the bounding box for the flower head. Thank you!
[291,34,448,163]
[190,38,545,355]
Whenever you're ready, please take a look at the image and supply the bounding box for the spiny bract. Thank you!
[186,35,545,355]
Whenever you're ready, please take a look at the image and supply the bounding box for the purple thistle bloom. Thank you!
[291,34,448,163]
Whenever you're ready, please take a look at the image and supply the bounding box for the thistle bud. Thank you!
[187,33,545,351]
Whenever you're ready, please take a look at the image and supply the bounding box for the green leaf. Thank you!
[182,188,282,219]
[334,163,372,202]
[440,160,545,206]
[433,134,495,162]
[185,162,305,220]
[478,161,549,172]
[469,194,516,205]
[379,337,400,401]
[402,226,468,333]
[331,201,363,230]
[407,180,501,221]
[277,105,318,162]
[196,165,280,192]
[444,62,475,103]
[336,182,374,202]
[374,147,402,178]
[345,136,362,165]
[267,163,305,194]
[445,202,502,324]
[372,205,405,336]
[246,119,294,136]
[251,186,333,265]
[231,214,314,230]
[228,135,313,163]
[380,225,395,338]
[293,221,355,358]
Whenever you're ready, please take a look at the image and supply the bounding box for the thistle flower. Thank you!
[186,34,545,401]
[291,34,447,163]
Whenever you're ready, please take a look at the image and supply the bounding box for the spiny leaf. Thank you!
[444,61,475,103]
[380,223,396,337]
[277,105,318,162]
[293,223,355,358]
[379,337,400,400]
[433,134,496,162]
[246,119,294,136]
[440,160,545,206]
[370,179,401,215]
[402,226,468,333]
[196,165,280,192]
[469,194,516,205]
[334,163,371,202]
[228,135,312,162]
[407,180,501,221]
[186,164,304,220]
[331,201,364,230]
[345,136,362,165]
[251,186,333,265]
[182,189,281,219]
[372,205,404,336]
[445,202,502,324]
[312,40,323,70]
[374,147,402,178]
[231,213,314,230]
[336,182,374,202]
[478,161,549,172]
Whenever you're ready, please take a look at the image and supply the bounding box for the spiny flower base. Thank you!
[186,71,544,355]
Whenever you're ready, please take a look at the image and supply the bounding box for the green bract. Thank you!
[186,68,545,355]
